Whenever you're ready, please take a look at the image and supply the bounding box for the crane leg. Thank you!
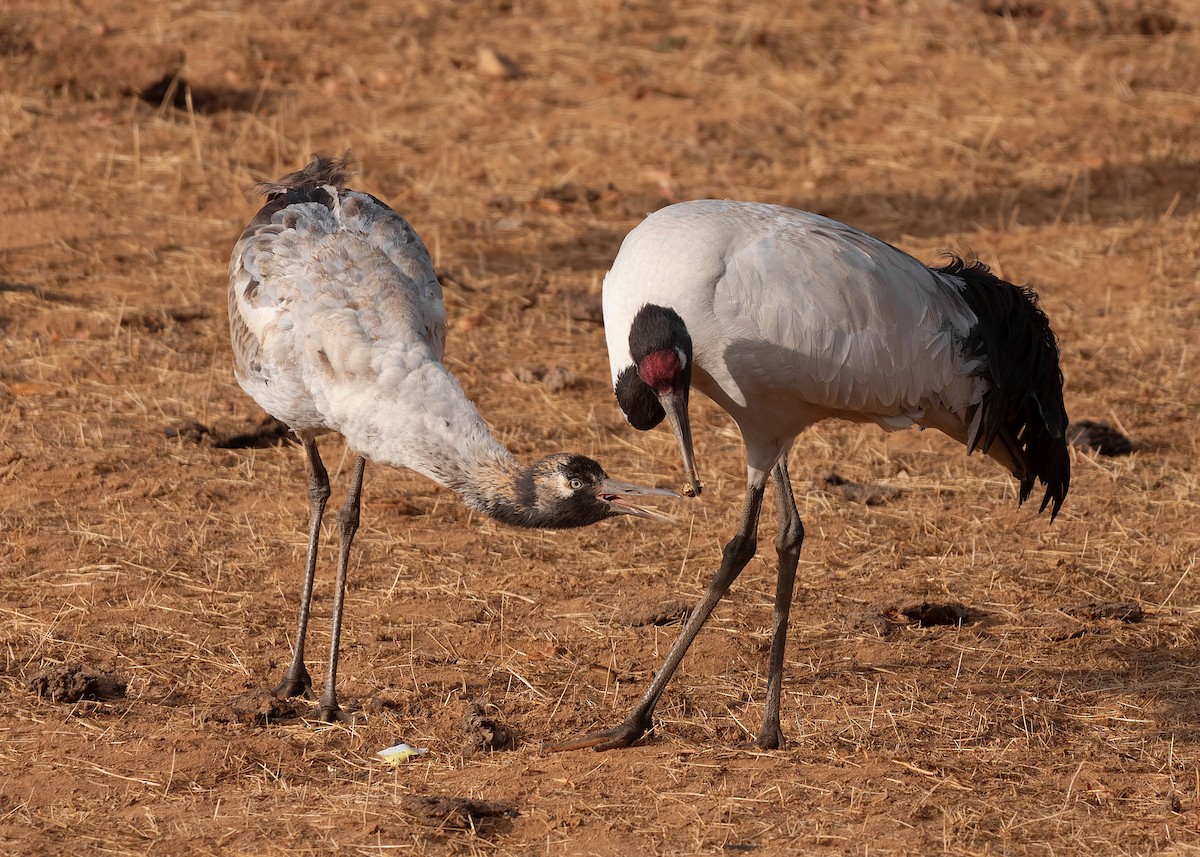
[755,460,804,750]
[553,475,768,752]
[315,455,366,723]
[273,436,329,700]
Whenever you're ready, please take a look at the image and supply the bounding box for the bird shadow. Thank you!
[164,415,296,449]
[1017,642,1200,743]
[840,605,1200,741]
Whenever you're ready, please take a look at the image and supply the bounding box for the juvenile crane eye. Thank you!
[569,478,584,490]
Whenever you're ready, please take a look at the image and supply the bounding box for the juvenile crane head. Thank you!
[614,304,702,497]
[513,453,676,528]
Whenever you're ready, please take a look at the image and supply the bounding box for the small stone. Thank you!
[477,47,525,80]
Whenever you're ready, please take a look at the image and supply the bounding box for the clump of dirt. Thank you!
[120,305,209,334]
[26,663,126,703]
[850,609,906,637]
[1068,420,1134,456]
[365,692,432,720]
[900,602,972,627]
[206,689,308,726]
[400,794,519,829]
[624,599,691,627]
[462,700,517,758]
[851,602,973,635]
[1065,601,1146,623]
[821,472,903,506]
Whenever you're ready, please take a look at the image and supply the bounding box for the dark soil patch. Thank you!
[900,602,972,627]
[26,663,126,703]
[462,700,517,758]
[1065,601,1146,623]
[400,794,519,830]
[624,599,691,627]
[206,689,309,726]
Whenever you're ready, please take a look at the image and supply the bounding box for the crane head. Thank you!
[615,304,703,497]
[519,454,677,528]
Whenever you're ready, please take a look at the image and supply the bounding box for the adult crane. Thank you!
[228,154,674,722]
[558,199,1069,751]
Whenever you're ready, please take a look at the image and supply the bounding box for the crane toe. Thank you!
[272,671,315,701]
[314,703,353,725]
[751,724,785,751]
[549,716,653,752]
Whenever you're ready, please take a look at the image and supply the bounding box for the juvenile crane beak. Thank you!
[658,390,703,497]
[597,477,678,525]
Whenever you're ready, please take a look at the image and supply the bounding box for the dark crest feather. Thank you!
[939,255,1070,519]
[255,152,353,198]
[236,153,357,248]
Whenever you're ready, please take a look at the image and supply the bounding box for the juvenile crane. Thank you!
[559,199,1069,751]
[228,155,673,722]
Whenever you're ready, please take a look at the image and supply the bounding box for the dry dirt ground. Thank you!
[2,0,1199,854]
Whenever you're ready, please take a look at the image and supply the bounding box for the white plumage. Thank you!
[559,199,1069,751]
[228,155,673,721]
[603,202,996,460]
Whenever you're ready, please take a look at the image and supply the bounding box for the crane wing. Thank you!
[711,214,982,422]
[228,189,448,432]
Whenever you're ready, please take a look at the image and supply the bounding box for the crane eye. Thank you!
[568,478,584,491]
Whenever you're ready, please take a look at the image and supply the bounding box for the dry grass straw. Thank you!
[1,0,1199,853]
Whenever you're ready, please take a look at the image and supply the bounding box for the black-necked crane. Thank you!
[557,199,1069,751]
[227,155,673,722]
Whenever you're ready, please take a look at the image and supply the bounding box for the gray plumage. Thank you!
[227,155,673,721]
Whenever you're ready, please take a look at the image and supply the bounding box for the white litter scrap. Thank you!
[376,743,429,765]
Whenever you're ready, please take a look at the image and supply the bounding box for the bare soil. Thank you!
[2,1,1199,854]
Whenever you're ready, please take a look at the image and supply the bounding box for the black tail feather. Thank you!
[938,256,1070,519]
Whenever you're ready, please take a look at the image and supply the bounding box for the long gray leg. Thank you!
[316,455,366,723]
[755,459,804,749]
[554,473,769,751]
[273,435,330,700]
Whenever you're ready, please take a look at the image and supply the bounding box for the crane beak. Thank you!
[597,477,678,525]
[658,390,703,497]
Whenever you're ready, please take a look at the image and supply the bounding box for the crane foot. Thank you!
[751,724,785,751]
[273,672,314,701]
[549,715,653,752]
[314,702,353,725]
